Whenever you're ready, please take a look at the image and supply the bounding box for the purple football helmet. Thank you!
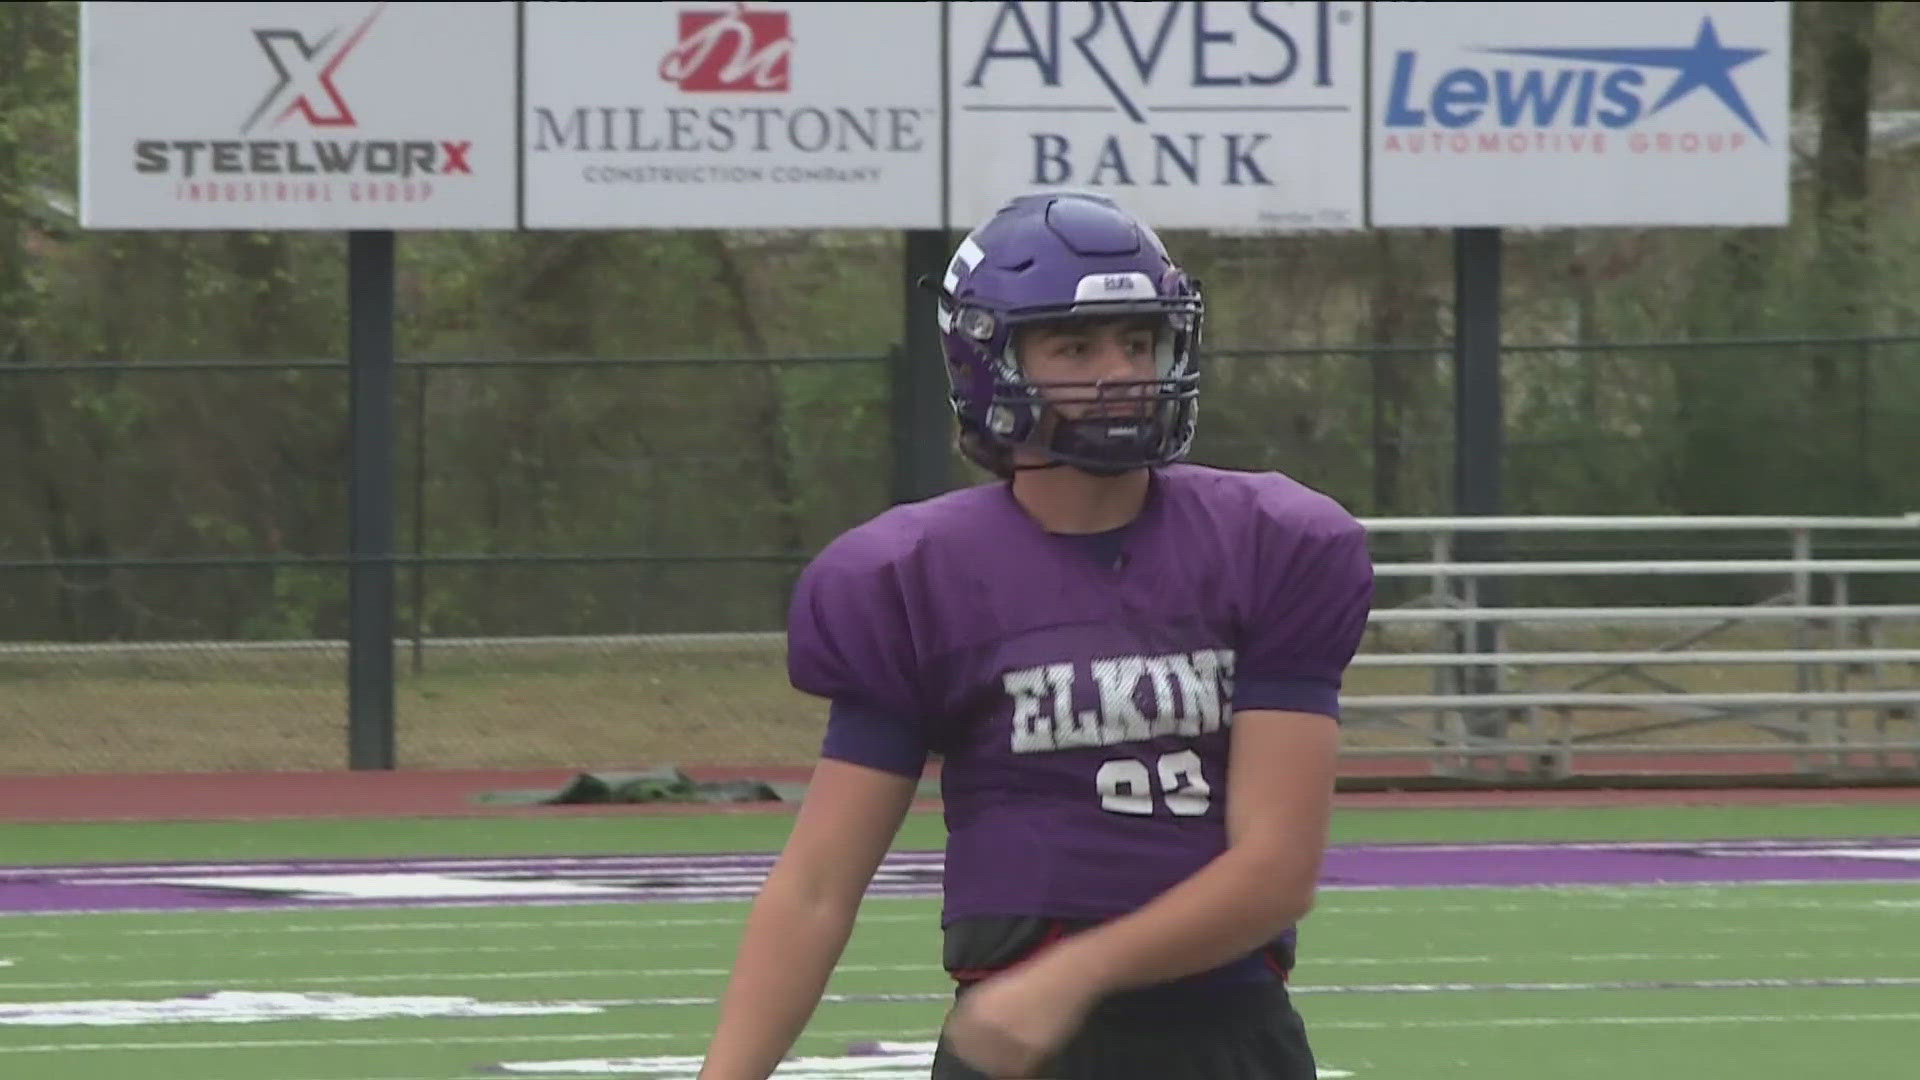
[932,191,1204,477]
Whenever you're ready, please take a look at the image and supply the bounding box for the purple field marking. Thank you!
[1,839,1916,916]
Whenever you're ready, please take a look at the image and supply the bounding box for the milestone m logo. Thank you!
[659,3,793,92]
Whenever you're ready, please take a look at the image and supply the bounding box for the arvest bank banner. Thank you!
[947,1,1367,232]
[1368,1,1792,228]
[522,2,945,229]
[79,1,517,230]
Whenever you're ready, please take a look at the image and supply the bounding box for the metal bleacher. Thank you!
[1344,514,1920,783]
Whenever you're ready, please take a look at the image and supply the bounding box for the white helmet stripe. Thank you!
[943,236,987,294]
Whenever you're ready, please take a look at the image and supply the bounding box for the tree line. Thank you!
[3,2,1916,643]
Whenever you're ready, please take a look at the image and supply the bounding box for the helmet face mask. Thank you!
[935,192,1204,478]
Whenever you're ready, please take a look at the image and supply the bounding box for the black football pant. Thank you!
[929,978,1318,1080]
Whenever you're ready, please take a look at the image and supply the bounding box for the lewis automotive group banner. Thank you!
[79,1,517,230]
[77,1,1793,233]
[1368,1,1792,227]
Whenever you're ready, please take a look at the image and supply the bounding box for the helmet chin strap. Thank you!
[1011,411,1160,476]
[1010,457,1135,476]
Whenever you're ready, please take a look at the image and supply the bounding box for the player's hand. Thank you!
[940,954,1097,1078]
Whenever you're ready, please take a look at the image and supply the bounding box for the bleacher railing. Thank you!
[1348,514,1920,781]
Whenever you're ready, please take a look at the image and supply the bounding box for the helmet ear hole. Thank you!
[958,308,997,341]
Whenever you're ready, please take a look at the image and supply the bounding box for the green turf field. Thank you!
[1,804,1915,1079]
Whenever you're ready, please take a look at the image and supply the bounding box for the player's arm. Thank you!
[700,535,931,1080]
[697,756,918,1080]
[1045,707,1340,995]
[940,708,1342,1077]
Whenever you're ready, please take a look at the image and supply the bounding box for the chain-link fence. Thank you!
[4,335,1919,773]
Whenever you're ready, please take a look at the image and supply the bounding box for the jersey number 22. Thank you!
[1095,750,1210,816]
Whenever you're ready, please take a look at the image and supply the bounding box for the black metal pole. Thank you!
[347,229,397,770]
[1454,227,1503,521]
[411,363,427,677]
[893,230,954,505]
[891,3,954,506]
[1452,226,1505,747]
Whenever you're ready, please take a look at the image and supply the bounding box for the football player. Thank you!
[696,191,1375,1080]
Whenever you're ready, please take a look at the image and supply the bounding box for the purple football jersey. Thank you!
[787,463,1374,926]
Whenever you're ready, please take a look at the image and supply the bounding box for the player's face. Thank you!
[1015,316,1160,421]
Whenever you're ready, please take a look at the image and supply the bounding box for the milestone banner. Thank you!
[521,1,946,229]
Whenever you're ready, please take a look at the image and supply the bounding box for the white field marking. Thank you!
[1335,838,1920,855]
[0,896,875,920]
[1306,949,1920,967]
[123,874,649,900]
[1318,878,1920,896]
[0,963,937,993]
[1287,976,1920,995]
[486,1046,1358,1079]
[1312,1012,1920,1031]
[1316,897,1920,915]
[19,946,1920,969]
[4,880,1910,926]
[11,1012,1920,1057]
[25,941,724,963]
[9,973,1918,1003]
[0,854,912,878]
[1325,880,1916,896]
[0,1031,762,1055]
[0,912,922,940]
[5,882,1912,930]
[0,990,607,1027]
[0,899,727,920]
[8,837,1911,878]
[4,892,1909,937]
[1703,924,1892,936]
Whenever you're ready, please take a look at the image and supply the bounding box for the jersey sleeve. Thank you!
[786,539,931,778]
[1232,508,1376,722]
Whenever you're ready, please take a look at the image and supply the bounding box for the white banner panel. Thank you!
[1369,1,1792,228]
[79,1,517,230]
[523,1,944,229]
[947,1,1366,233]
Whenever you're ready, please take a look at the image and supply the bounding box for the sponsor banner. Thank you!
[523,1,945,229]
[1369,1,1792,227]
[947,1,1367,232]
[79,1,517,229]
[75,1,1795,233]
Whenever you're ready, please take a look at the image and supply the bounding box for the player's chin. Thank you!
[1060,403,1152,422]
